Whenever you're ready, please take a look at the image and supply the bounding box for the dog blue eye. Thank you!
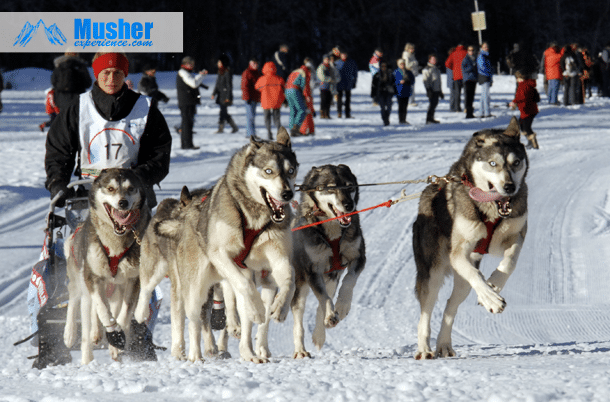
[490,161,497,167]
[265,169,272,174]
[288,168,294,174]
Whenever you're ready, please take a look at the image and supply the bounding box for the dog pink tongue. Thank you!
[469,187,504,203]
[112,209,140,226]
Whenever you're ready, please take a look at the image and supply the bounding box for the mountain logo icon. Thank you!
[13,19,67,47]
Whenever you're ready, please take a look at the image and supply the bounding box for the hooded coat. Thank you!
[255,62,286,109]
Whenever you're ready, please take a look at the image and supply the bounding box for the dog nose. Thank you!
[118,199,129,209]
[281,190,293,201]
[503,183,516,194]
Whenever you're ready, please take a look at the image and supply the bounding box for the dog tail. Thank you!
[154,219,182,239]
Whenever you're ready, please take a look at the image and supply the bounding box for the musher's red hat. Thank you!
[92,53,129,79]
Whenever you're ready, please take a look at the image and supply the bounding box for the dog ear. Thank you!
[472,132,486,148]
[504,117,521,138]
[249,135,264,149]
[180,186,192,207]
[276,126,292,148]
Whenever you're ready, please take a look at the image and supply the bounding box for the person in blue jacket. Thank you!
[335,49,358,118]
[394,59,414,124]
[477,42,494,117]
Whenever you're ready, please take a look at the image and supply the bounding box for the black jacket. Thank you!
[51,56,92,111]
[138,75,169,104]
[212,69,233,105]
[176,69,201,107]
[45,83,172,195]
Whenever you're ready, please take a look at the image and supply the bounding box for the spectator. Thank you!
[446,47,455,112]
[462,45,478,119]
[176,56,207,149]
[394,58,414,124]
[369,48,384,105]
[477,42,494,118]
[560,45,581,106]
[241,57,262,138]
[285,65,309,136]
[335,49,358,118]
[543,42,564,105]
[39,88,60,132]
[422,53,443,124]
[273,44,291,81]
[211,55,238,134]
[301,58,316,135]
[509,71,540,149]
[371,61,395,126]
[255,61,285,140]
[402,43,419,106]
[317,54,338,119]
[445,44,467,112]
[51,51,92,112]
[138,64,169,108]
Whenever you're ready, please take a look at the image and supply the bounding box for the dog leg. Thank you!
[170,281,187,360]
[185,291,208,362]
[201,288,219,359]
[312,277,340,350]
[415,265,445,360]
[135,257,168,324]
[255,285,276,359]
[222,281,241,339]
[267,258,295,323]
[487,228,526,293]
[335,270,358,321]
[236,292,268,363]
[291,283,311,359]
[64,274,81,349]
[436,274,471,358]
[80,291,94,365]
[309,272,339,329]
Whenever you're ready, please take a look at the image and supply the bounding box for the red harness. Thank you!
[325,237,347,274]
[473,218,501,254]
[201,195,268,269]
[70,226,131,277]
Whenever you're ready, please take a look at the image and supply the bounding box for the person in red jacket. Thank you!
[241,57,262,137]
[255,61,285,139]
[509,71,540,149]
[445,44,468,112]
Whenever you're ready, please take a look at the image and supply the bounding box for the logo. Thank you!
[13,19,67,47]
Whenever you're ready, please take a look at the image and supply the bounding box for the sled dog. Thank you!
[63,168,151,365]
[413,117,528,359]
[136,127,298,363]
[290,164,366,358]
[135,186,239,359]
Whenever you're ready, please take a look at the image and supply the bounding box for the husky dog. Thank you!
[136,127,298,363]
[290,164,366,358]
[413,117,528,360]
[63,168,150,365]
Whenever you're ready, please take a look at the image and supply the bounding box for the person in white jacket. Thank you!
[176,56,207,149]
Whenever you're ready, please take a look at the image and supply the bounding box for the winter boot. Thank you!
[31,306,72,369]
[290,126,301,137]
[228,117,239,133]
[123,320,162,362]
[526,133,540,149]
[215,123,225,134]
[338,111,342,118]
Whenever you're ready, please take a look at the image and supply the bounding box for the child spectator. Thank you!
[509,71,540,149]
[255,61,285,140]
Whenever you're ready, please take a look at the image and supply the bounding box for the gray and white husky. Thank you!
[290,164,366,358]
[135,127,298,363]
[413,117,528,359]
[63,168,150,365]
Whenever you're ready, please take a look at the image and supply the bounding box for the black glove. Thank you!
[49,184,74,208]
[440,92,445,100]
[106,329,126,349]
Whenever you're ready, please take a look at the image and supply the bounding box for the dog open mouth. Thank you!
[330,204,352,228]
[261,188,286,223]
[104,203,140,235]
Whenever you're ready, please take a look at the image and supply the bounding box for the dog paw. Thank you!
[324,311,340,328]
[64,323,77,348]
[217,351,232,359]
[134,303,150,324]
[187,353,205,363]
[293,350,311,359]
[244,294,266,324]
[256,345,272,359]
[270,296,290,323]
[436,344,456,358]
[228,324,241,339]
[204,347,219,359]
[414,348,435,360]
[476,285,507,314]
[334,301,351,321]
[243,355,269,364]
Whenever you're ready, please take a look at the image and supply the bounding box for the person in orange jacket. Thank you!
[543,42,564,104]
[255,61,285,139]
[509,71,540,149]
[445,44,468,112]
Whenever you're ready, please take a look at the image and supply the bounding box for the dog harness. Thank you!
[78,92,151,178]
[200,195,269,269]
[325,236,347,274]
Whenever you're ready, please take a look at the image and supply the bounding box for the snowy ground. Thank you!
[1,68,610,401]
